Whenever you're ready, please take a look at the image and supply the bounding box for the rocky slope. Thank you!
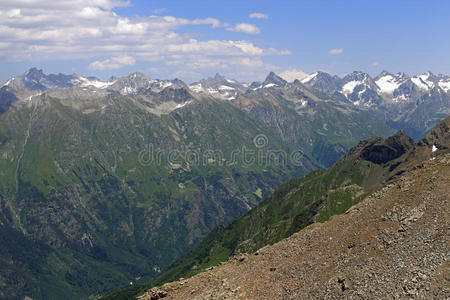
[138,152,450,300]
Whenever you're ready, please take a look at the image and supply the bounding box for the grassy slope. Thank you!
[0,94,315,299]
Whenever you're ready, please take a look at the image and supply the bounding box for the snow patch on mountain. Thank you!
[207,88,219,94]
[301,72,318,84]
[411,77,429,90]
[175,100,192,109]
[1,78,14,88]
[74,76,116,89]
[438,80,450,92]
[411,73,435,90]
[27,91,43,102]
[342,80,362,95]
[159,81,173,89]
[218,85,235,90]
[189,83,203,93]
[264,83,277,88]
[393,95,408,102]
[375,75,400,94]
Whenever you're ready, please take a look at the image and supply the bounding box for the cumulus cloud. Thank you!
[329,48,343,55]
[227,23,261,34]
[249,13,268,19]
[279,68,308,82]
[0,0,289,76]
[89,55,136,70]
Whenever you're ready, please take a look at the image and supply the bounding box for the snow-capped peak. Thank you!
[438,78,450,92]
[375,72,409,95]
[1,77,14,88]
[188,74,242,100]
[73,75,116,89]
[376,75,398,94]
[411,72,436,91]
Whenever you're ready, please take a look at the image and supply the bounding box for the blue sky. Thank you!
[0,0,448,83]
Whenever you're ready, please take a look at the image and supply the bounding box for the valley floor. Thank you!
[140,154,450,299]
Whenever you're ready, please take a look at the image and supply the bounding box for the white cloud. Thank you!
[279,68,308,82]
[0,0,289,80]
[249,13,268,19]
[227,23,261,34]
[329,48,343,55]
[372,61,380,67]
[89,55,136,70]
[153,8,166,14]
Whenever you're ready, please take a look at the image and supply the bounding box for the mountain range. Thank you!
[2,68,448,140]
[300,70,450,139]
[0,68,447,299]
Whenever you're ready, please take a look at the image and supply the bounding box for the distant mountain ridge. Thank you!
[2,68,448,139]
[299,70,450,139]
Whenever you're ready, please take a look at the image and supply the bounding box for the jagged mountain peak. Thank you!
[396,71,409,78]
[299,71,344,95]
[213,72,226,81]
[127,71,149,79]
[301,71,328,83]
[170,78,186,85]
[188,73,243,101]
[377,70,393,78]
[24,67,45,77]
[263,71,287,86]
[343,71,372,82]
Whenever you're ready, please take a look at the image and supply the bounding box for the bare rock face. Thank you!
[144,153,450,299]
[137,288,167,300]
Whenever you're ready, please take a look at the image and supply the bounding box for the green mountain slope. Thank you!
[133,116,449,298]
[0,83,395,299]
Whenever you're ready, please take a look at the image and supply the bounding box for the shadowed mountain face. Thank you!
[360,131,415,164]
[0,69,397,299]
[138,117,448,297]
